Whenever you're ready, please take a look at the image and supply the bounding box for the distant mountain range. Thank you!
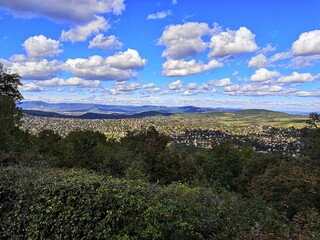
[22,109,174,119]
[18,101,309,119]
[18,101,242,119]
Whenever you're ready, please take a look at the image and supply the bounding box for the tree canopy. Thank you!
[307,112,319,129]
[0,63,23,102]
[0,63,23,150]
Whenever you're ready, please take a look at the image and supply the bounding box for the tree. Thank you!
[0,64,23,102]
[307,112,319,129]
[0,63,23,151]
[64,130,106,168]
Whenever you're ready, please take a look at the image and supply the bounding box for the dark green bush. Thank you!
[0,166,289,239]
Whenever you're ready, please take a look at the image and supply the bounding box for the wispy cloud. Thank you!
[147,10,172,20]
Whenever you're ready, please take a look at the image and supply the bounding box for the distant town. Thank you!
[22,110,304,156]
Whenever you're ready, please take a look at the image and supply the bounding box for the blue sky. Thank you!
[0,0,319,111]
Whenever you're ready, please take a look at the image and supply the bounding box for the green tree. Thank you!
[122,126,169,182]
[0,63,23,151]
[248,162,320,218]
[64,130,106,168]
[300,128,320,168]
[307,112,319,129]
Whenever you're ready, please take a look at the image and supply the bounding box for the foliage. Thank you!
[300,128,320,167]
[0,63,23,152]
[307,112,319,129]
[248,161,320,218]
[0,63,23,102]
[0,166,286,239]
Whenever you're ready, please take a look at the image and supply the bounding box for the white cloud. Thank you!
[22,35,62,59]
[288,55,320,68]
[147,10,172,20]
[223,84,286,96]
[260,43,276,54]
[248,54,267,68]
[251,68,279,82]
[142,83,156,89]
[199,83,210,91]
[223,85,240,92]
[187,82,197,89]
[60,16,109,43]
[144,87,161,94]
[168,80,183,90]
[208,27,258,58]
[159,22,210,59]
[269,51,292,63]
[102,82,140,95]
[183,82,212,95]
[115,81,140,91]
[63,49,147,81]
[104,48,146,69]
[89,34,123,50]
[292,30,320,55]
[183,90,197,95]
[172,0,178,5]
[1,58,61,80]
[0,0,125,23]
[278,72,316,84]
[19,82,44,92]
[162,59,222,77]
[232,71,239,76]
[211,78,232,87]
[37,77,101,87]
[295,91,320,97]
[9,54,26,62]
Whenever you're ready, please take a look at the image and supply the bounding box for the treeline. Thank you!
[1,63,320,239]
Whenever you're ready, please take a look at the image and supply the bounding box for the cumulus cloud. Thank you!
[208,27,258,58]
[187,82,197,89]
[22,35,62,59]
[183,82,212,95]
[168,80,183,90]
[183,90,197,95]
[89,34,123,50]
[63,49,147,81]
[115,81,140,91]
[9,54,26,62]
[142,83,156,89]
[223,84,286,96]
[172,0,178,5]
[251,68,279,82]
[19,82,44,92]
[210,78,232,87]
[292,30,320,55]
[1,58,62,80]
[248,54,267,68]
[147,10,172,20]
[0,0,125,23]
[162,59,222,77]
[37,77,101,87]
[102,82,141,95]
[60,16,109,43]
[159,22,210,59]
[278,72,316,84]
[143,87,161,94]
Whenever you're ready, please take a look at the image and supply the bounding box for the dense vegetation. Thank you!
[1,63,320,239]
